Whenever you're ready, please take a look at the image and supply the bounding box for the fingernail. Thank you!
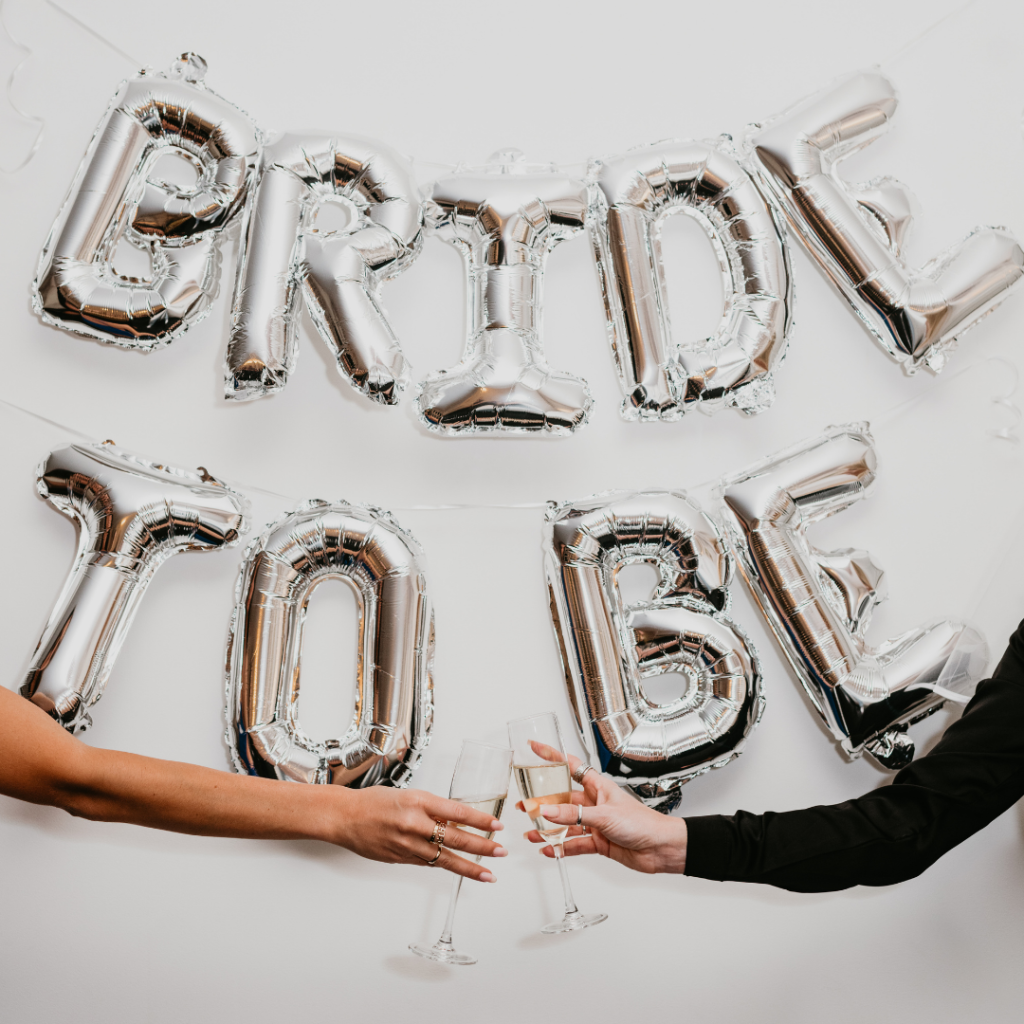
[491,820,504,831]
[493,846,508,857]
[480,871,496,883]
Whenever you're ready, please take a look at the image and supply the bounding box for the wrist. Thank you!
[654,814,688,873]
[310,785,358,846]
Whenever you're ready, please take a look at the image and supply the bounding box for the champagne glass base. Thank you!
[408,942,477,965]
[541,911,608,934]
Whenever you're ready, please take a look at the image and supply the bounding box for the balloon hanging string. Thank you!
[1,352,1016,513]
[0,0,44,174]
[3,0,985,178]
[44,0,143,67]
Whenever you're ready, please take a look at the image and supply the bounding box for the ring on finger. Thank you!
[426,845,443,866]
[572,764,595,784]
[429,819,447,845]
[576,804,584,827]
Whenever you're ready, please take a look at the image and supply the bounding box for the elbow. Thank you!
[46,748,112,823]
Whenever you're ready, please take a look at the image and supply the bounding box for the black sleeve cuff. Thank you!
[683,814,738,881]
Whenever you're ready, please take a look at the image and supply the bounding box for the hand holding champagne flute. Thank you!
[409,740,513,965]
[508,713,607,933]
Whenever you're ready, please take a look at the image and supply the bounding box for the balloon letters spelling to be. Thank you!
[545,491,763,810]
[226,501,434,788]
[21,442,247,732]
[717,424,988,768]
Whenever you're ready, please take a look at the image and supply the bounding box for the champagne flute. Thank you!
[508,712,608,933]
[409,740,512,965]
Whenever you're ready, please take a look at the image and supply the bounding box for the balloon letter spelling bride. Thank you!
[33,54,258,348]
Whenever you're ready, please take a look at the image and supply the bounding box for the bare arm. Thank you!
[0,686,505,882]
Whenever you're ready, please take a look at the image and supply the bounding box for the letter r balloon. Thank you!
[226,134,424,404]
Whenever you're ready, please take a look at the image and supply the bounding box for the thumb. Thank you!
[540,804,578,824]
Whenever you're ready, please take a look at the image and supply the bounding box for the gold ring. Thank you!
[426,845,443,866]
[429,819,447,845]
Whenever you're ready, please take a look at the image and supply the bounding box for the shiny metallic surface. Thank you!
[717,423,989,765]
[226,501,433,788]
[33,54,259,349]
[416,151,593,435]
[748,72,1024,373]
[590,139,792,420]
[545,491,763,811]
[21,442,248,732]
[225,133,423,404]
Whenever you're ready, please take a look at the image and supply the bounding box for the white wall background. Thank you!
[3,0,1024,1020]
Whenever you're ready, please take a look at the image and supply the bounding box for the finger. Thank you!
[440,824,507,859]
[523,826,586,843]
[434,846,498,883]
[515,800,525,813]
[431,796,504,834]
[539,803,583,826]
[528,740,565,765]
[539,836,598,859]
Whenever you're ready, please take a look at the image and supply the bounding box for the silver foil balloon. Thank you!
[416,151,593,434]
[545,491,763,811]
[225,134,423,404]
[21,442,248,732]
[748,72,1024,374]
[33,53,259,349]
[226,501,433,788]
[716,424,988,769]
[589,139,792,420]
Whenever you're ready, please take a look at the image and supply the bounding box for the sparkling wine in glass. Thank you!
[508,712,608,934]
[409,740,512,965]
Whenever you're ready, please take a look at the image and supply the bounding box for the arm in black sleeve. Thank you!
[683,619,1024,892]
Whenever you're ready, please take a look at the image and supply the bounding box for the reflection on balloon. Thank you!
[545,491,763,811]
[226,134,424,403]
[226,501,434,788]
[416,150,593,435]
[748,72,1024,374]
[33,53,258,349]
[21,442,248,732]
[716,423,988,768]
[590,139,792,420]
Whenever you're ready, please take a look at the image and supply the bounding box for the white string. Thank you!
[0,0,44,174]
[20,0,982,178]
[45,0,142,68]
[878,0,980,69]
[3,355,1012,515]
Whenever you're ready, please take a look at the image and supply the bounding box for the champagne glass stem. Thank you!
[552,844,579,916]
[438,874,463,946]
